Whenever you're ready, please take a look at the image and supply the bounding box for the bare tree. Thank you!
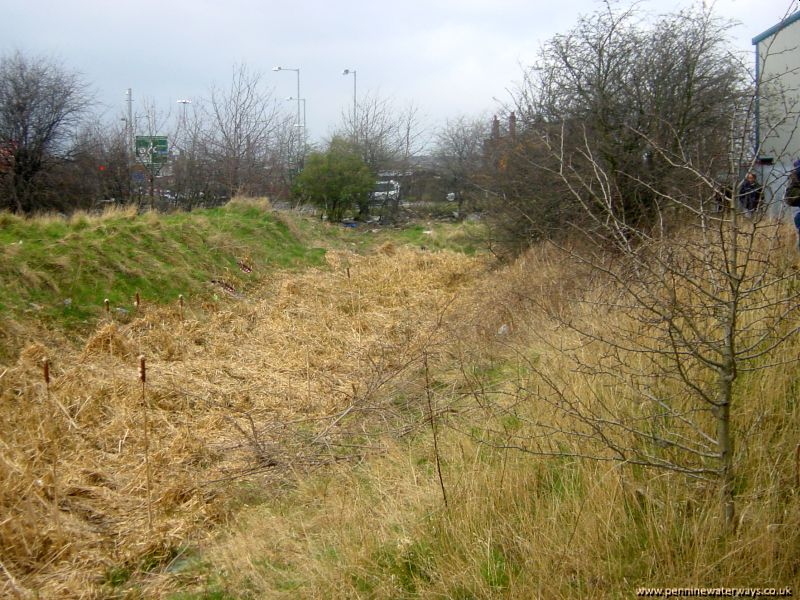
[129,97,176,209]
[336,93,425,173]
[480,116,579,254]
[386,102,427,216]
[434,115,488,213]
[66,118,130,208]
[172,101,211,208]
[333,94,427,220]
[492,3,744,246]
[0,51,91,212]
[200,64,283,198]
[269,115,308,204]
[468,3,800,529]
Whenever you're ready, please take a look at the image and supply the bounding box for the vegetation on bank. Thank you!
[0,210,487,598]
[293,138,375,222]
[160,226,800,600]
[281,210,487,256]
[2,1,798,597]
[0,199,326,355]
[0,201,797,598]
[0,199,484,337]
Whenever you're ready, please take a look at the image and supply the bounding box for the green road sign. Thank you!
[135,136,169,165]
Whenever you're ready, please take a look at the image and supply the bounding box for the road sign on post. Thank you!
[135,136,169,173]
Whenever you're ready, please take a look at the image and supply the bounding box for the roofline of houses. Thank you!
[752,10,800,45]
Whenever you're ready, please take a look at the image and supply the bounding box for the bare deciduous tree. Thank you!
[65,119,130,209]
[132,97,175,209]
[336,93,426,173]
[200,64,283,198]
[333,94,427,219]
[489,3,744,247]
[468,3,800,529]
[172,101,212,208]
[433,115,488,214]
[0,51,91,213]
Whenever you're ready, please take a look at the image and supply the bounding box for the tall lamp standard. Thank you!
[342,69,357,142]
[125,88,134,162]
[273,66,301,128]
[176,99,192,152]
[176,99,191,124]
[286,96,307,170]
[286,97,306,131]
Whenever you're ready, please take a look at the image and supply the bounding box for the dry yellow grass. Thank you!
[0,245,487,598]
[3,216,799,598]
[180,225,800,598]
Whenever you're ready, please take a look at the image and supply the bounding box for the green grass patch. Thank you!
[373,539,435,593]
[480,546,512,589]
[168,590,235,600]
[102,565,132,588]
[277,210,488,255]
[388,222,486,254]
[0,203,326,341]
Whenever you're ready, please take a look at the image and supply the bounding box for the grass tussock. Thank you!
[183,427,798,598]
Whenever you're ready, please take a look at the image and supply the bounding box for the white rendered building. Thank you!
[753,11,800,213]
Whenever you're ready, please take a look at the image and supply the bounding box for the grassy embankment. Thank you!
[0,199,327,361]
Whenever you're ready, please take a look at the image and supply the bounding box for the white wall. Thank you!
[755,14,800,215]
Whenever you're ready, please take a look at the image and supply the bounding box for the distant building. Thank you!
[753,11,800,211]
[483,112,518,170]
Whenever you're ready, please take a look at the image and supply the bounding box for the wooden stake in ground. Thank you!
[423,351,448,508]
[139,355,153,531]
[306,348,311,405]
[42,358,61,527]
[178,294,184,321]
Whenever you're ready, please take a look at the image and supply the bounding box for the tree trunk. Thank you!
[717,311,737,530]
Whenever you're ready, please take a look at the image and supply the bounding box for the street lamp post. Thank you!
[273,66,301,128]
[342,69,357,142]
[176,99,192,154]
[286,97,306,131]
[125,88,134,160]
[176,99,191,123]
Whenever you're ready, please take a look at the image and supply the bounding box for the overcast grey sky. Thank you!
[1,0,796,145]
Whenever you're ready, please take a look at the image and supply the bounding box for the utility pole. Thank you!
[125,88,134,202]
[126,88,134,158]
[177,99,191,125]
[343,69,357,143]
[273,67,301,129]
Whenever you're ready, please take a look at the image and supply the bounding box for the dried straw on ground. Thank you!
[0,246,486,598]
